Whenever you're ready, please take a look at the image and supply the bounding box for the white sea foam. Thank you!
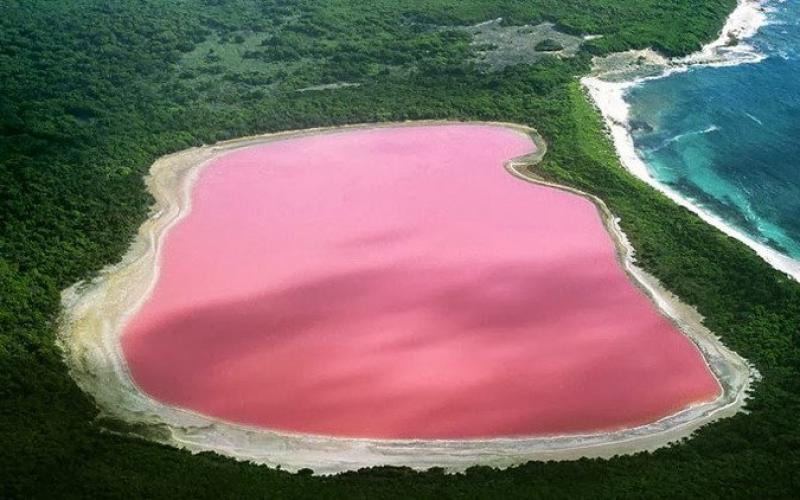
[744,112,764,125]
[649,125,721,153]
[583,0,800,281]
[678,0,769,66]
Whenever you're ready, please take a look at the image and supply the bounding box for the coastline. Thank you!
[581,0,800,282]
[58,121,754,475]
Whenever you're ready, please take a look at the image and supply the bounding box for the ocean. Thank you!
[626,0,800,269]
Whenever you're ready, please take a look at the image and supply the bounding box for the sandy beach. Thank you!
[58,121,755,474]
[581,0,800,281]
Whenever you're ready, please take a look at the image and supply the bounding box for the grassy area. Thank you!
[469,21,582,70]
[3,0,799,498]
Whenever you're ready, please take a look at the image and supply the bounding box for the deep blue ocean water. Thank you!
[627,0,800,261]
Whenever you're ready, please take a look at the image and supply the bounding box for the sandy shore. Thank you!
[581,0,800,281]
[58,121,755,475]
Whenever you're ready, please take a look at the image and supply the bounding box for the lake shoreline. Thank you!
[58,121,753,474]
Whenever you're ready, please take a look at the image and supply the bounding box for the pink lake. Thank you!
[122,124,720,439]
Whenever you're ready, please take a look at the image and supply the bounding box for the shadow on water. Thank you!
[124,254,708,438]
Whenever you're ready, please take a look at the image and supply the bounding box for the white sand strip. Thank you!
[58,121,754,475]
[581,0,800,281]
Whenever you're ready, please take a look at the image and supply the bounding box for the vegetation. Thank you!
[534,38,564,52]
[3,0,799,498]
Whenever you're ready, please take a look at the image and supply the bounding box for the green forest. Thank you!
[1,0,799,497]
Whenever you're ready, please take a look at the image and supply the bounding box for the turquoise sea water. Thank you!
[627,0,800,261]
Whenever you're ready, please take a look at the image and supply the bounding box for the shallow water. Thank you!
[628,0,800,261]
[122,124,718,439]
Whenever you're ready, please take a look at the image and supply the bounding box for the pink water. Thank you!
[122,124,720,439]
